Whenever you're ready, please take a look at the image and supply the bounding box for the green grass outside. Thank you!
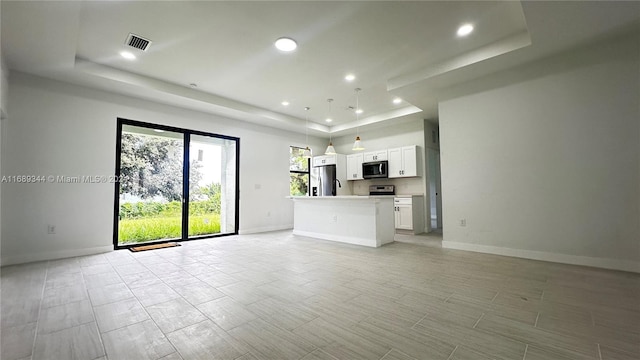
[118,214,221,244]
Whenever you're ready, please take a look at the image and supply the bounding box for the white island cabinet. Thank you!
[291,196,395,247]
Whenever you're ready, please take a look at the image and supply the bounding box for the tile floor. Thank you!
[1,231,639,360]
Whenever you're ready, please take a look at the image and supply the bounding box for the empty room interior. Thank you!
[1,1,639,360]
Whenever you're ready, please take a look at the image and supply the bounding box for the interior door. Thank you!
[435,151,443,229]
[427,148,442,230]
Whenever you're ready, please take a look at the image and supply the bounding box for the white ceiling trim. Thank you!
[73,57,425,136]
[387,31,532,91]
[328,105,423,136]
[75,57,328,132]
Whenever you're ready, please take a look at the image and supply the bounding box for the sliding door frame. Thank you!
[113,118,240,250]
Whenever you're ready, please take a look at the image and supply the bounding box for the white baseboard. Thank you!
[442,241,640,273]
[238,224,293,235]
[1,245,113,267]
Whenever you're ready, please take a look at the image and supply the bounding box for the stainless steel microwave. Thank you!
[363,161,388,179]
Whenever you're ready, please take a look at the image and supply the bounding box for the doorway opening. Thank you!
[427,148,442,231]
[113,119,239,249]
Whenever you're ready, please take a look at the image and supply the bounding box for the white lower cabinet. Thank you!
[394,195,424,234]
[395,199,413,229]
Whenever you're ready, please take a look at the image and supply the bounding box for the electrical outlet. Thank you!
[332,215,338,223]
[267,211,271,217]
[47,225,56,234]
[459,219,466,227]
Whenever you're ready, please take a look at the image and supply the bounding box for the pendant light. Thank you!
[352,88,365,151]
[302,107,312,158]
[325,99,337,155]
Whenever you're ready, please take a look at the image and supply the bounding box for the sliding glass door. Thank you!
[114,119,239,248]
[188,134,237,237]
[117,125,184,244]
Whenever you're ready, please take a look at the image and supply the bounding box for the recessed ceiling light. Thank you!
[393,98,402,104]
[281,101,290,106]
[457,24,474,37]
[120,51,136,60]
[325,118,333,123]
[355,109,363,115]
[345,74,356,82]
[153,129,165,133]
[275,37,297,52]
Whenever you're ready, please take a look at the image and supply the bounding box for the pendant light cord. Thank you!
[328,99,333,143]
[356,89,360,136]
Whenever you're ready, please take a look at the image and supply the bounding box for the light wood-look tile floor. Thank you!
[2,231,639,360]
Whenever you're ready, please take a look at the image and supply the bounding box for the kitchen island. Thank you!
[290,196,395,247]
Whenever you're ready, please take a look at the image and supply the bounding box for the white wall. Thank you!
[0,57,7,120]
[1,72,325,265]
[439,34,640,272]
[423,120,439,151]
[0,57,6,262]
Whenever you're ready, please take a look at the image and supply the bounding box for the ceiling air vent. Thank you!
[125,33,151,51]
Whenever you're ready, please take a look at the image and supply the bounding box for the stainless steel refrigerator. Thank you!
[317,164,338,196]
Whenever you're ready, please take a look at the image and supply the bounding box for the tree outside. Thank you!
[118,132,221,244]
[290,146,310,196]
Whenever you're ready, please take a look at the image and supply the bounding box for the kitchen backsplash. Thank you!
[349,177,424,196]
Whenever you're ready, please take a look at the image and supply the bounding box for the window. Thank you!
[289,146,310,196]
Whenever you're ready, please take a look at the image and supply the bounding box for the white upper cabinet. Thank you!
[346,153,364,180]
[388,145,420,178]
[313,155,337,167]
[363,150,388,162]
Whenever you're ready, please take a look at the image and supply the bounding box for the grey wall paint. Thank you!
[1,72,326,265]
[439,34,640,266]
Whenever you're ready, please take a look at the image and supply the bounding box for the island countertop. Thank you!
[288,195,394,200]
[289,195,394,247]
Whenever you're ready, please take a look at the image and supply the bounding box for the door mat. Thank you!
[129,242,181,252]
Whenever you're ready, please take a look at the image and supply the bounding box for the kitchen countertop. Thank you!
[288,194,423,199]
[394,194,424,198]
[289,195,394,200]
